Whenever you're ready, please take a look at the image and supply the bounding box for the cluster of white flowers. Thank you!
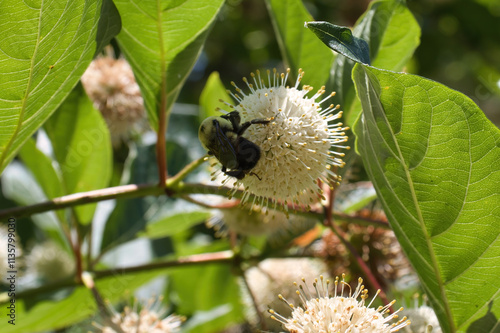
[214,69,349,213]
[269,274,410,333]
[93,297,185,333]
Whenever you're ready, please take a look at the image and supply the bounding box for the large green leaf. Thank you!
[114,0,225,129]
[265,0,335,90]
[44,84,112,225]
[352,65,500,333]
[0,0,118,174]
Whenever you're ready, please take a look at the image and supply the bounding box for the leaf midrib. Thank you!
[364,66,456,332]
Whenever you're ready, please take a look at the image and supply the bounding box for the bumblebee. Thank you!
[199,111,270,179]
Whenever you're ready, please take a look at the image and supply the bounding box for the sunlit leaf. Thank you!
[199,72,232,121]
[0,0,118,174]
[114,0,225,129]
[353,65,500,333]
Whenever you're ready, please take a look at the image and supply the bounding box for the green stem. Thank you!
[167,155,208,188]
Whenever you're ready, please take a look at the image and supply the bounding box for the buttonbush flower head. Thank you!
[81,56,145,145]
[268,274,410,333]
[25,241,74,283]
[215,69,349,213]
[93,297,185,333]
[243,258,329,331]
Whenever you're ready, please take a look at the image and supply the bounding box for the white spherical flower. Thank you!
[81,56,145,145]
[25,241,74,282]
[243,258,329,331]
[269,274,410,333]
[214,69,349,213]
[93,297,185,333]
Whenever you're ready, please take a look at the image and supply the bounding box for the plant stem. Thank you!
[156,100,168,187]
[0,181,389,229]
[4,250,234,302]
[0,183,162,219]
[167,155,208,188]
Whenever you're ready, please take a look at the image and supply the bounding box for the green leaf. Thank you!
[327,0,421,126]
[169,241,244,332]
[0,270,162,332]
[2,162,68,251]
[99,143,157,253]
[114,0,225,129]
[18,139,64,203]
[18,138,66,222]
[355,0,420,71]
[352,65,500,333]
[0,0,107,174]
[199,72,232,121]
[45,84,112,225]
[100,196,150,253]
[139,211,210,239]
[94,0,122,57]
[306,22,370,65]
[265,0,335,90]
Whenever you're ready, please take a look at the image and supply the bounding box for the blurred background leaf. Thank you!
[44,84,112,226]
[265,0,335,90]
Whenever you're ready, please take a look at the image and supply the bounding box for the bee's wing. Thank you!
[214,120,238,168]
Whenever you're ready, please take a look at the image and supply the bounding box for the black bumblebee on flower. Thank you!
[198,111,270,180]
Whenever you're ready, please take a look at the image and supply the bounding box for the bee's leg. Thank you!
[249,172,262,180]
[237,119,270,135]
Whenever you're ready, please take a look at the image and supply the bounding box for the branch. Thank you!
[0,183,162,219]
[4,250,234,302]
